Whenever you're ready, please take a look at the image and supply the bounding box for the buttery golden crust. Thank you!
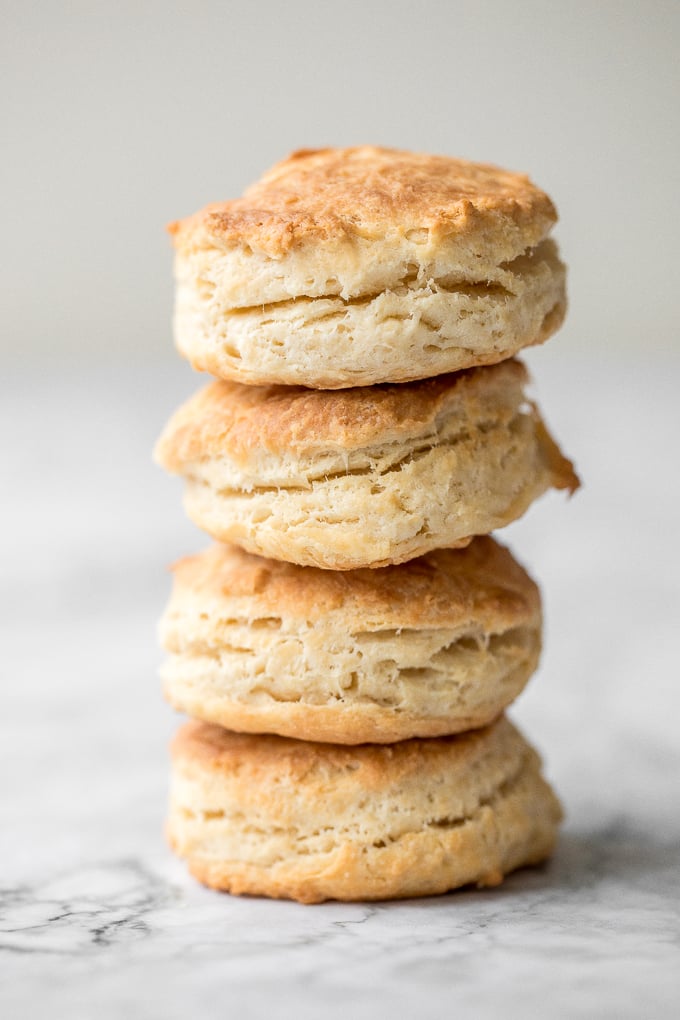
[168,716,563,903]
[167,536,538,630]
[168,147,565,387]
[170,147,556,259]
[154,360,579,570]
[156,360,525,466]
[160,538,542,743]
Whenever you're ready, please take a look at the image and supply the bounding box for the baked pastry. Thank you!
[168,715,562,903]
[160,537,541,743]
[154,359,579,570]
[169,146,566,388]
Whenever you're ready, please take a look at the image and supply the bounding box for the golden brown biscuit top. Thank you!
[169,537,540,632]
[172,716,520,785]
[154,359,527,467]
[169,146,557,256]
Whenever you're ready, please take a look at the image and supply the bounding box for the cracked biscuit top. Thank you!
[169,146,556,261]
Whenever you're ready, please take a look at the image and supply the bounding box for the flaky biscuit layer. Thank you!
[168,716,562,903]
[154,360,579,570]
[160,538,541,743]
[174,239,565,388]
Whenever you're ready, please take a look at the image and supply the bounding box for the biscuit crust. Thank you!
[160,538,542,743]
[170,147,557,260]
[169,147,565,387]
[154,360,579,570]
[168,716,563,903]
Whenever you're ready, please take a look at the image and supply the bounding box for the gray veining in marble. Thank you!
[1,349,679,1019]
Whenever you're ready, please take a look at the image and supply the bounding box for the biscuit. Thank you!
[169,147,566,388]
[154,359,579,570]
[168,716,562,903]
[160,537,541,743]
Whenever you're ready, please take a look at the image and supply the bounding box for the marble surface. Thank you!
[2,348,679,1018]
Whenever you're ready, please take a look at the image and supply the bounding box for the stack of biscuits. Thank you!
[154,147,579,904]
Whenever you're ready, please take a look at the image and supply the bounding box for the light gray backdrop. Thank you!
[2,0,679,360]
